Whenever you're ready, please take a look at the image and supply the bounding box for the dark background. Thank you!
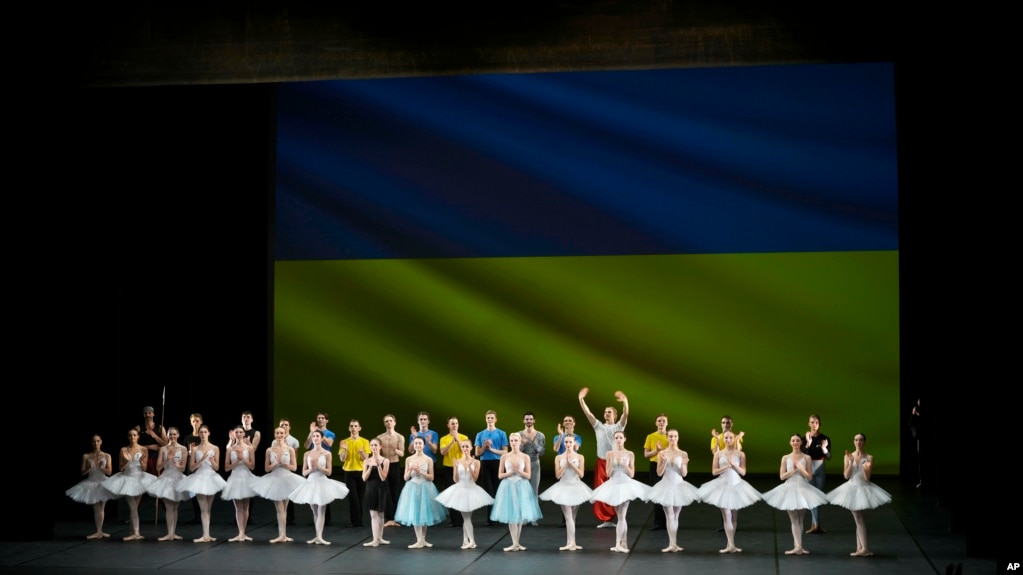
[12,1,999,555]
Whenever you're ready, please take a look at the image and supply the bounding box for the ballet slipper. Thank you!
[560,544,573,551]
[503,544,517,551]
[158,534,174,541]
[363,540,380,547]
[86,533,102,540]
[423,541,433,547]
[380,539,390,544]
[408,541,425,549]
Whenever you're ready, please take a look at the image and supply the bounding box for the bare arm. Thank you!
[578,387,598,426]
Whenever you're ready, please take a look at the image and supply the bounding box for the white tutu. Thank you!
[763,475,828,511]
[102,453,157,498]
[176,450,226,497]
[147,465,191,502]
[645,457,700,507]
[254,467,306,501]
[826,458,891,510]
[435,462,494,512]
[289,471,349,505]
[66,465,115,505]
[590,458,650,507]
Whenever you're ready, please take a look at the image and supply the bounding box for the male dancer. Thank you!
[182,413,203,524]
[519,411,546,526]
[643,414,669,530]
[279,418,300,449]
[710,415,744,453]
[802,414,830,533]
[474,410,508,525]
[228,411,261,451]
[408,411,439,461]
[339,419,371,527]
[135,405,167,476]
[438,416,469,527]
[376,414,404,527]
[553,415,582,455]
[578,388,629,528]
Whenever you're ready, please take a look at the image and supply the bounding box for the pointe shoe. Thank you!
[363,540,380,547]
[408,541,425,549]
[194,536,214,543]
[100,532,111,538]
[86,533,102,540]
[316,538,331,545]
[423,541,433,548]
[560,544,573,551]
[158,534,174,541]
[503,544,517,552]
[172,534,182,540]
[307,538,317,544]
[380,539,391,544]
[517,545,526,551]
[461,542,472,549]
[270,537,284,544]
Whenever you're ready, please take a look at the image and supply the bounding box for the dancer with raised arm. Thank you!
[539,434,592,551]
[435,440,494,549]
[762,434,828,555]
[176,424,226,542]
[147,427,190,541]
[65,435,114,540]
[254,426,305,543]
[697,430,761,553]
[395,437,447,548]
[590,431,649,553]
[645,429,700,552]
[578,387,629,529]
[102,429,157,541]
[826,433,892,557]
[290,429,349,545]
[491,432,542,551]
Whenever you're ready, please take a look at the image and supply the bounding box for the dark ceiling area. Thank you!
[75,1,902,86]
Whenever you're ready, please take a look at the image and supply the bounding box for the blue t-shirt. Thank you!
[474,428,509,461]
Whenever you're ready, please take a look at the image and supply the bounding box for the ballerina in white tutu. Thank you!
[65,435,114,540]
[590,431,650,553]
[255,426,305,543]
[435,440,493,549]
[762,434,828,555]
[645,429,700,553]
[176,424,226,543]
[223,426,258,542]
[539,434,591,551]
[102,429,157,541]
[697,430,761,553]
[826,433,891,557]
[289,429,349,545]
[146,427,190,541]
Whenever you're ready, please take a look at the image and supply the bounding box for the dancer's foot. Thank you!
[158,534,175,541]
[123,533,143,541]
[662,545,682,552]
[86,533,102,540]
[100,532,110,538]
[572,544,583,550]
[423,541,433,548]
[194,536,215,543]
[172,534,182,540]
[380,539,391,544]
[850,550,873,557]
[314,538,331,545]
[719,546,741,553]
[560,544,573,551]
[408,541,425,549]
[228,535,246,542]
[597,521,616,528]
[503,544,517,551]
[384,520,400,528]
[363,540,380,547]
[270,536,285,544]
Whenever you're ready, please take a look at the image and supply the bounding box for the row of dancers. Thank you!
[68,423,890,556]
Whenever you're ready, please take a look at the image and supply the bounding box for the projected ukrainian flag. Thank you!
[274,63,899,474]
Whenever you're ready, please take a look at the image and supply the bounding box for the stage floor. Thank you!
[3,476,990,575]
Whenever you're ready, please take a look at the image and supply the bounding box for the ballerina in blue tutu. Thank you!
[491,432,542,551]
[394,436,447,548]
